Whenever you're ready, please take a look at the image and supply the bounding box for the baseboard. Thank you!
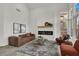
[0,42,8,46]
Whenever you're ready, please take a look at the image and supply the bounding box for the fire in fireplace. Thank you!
[38,31,53,35]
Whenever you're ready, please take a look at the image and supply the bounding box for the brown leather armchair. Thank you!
[60,39,79,56]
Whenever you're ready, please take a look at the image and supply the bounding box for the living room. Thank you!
[0,3,79,56]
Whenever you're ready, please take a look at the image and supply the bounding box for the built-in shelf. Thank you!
[38,26,52,28]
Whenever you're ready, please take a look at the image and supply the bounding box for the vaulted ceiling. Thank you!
[25,3,69,13]
[25,3,75,18]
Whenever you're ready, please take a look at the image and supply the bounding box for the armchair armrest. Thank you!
[60,43,79,56]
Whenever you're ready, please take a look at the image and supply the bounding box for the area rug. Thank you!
[16,39,59,56]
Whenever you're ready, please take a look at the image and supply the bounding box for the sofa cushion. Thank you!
[26,33,31,37]
[63,41,73,46]
[55,38,64,45]
[74,40,79,52]
[19,34,26,38]
[60,43,79,56]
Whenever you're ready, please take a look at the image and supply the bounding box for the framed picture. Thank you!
[13,23,20,34]
[13,23,26,34]
[20,24,26,33]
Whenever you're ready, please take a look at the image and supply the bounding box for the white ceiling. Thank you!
[26,3,67,8]
[25,3,68,11]
[25,3,74,16]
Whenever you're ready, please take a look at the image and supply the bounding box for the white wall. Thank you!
[0,3,72,46]
[29,7,61,41]
[0,4,30,46]
[0,5,4,46]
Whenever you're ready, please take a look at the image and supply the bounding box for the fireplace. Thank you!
[38,31,53,35]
